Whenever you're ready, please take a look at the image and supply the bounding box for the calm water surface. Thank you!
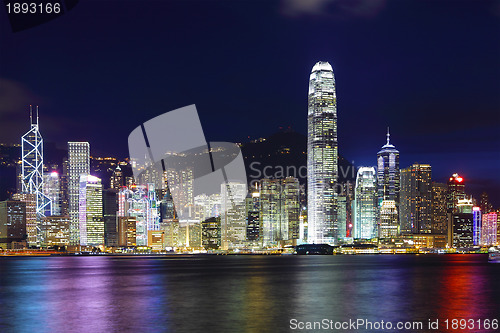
[0,254,499,333]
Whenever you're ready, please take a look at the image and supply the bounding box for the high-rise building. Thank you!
[447,173,465,212]
[481,212,497,245]
[103,189,118,247]
[400,164,432,234]
[20,106,52,221]
[259,177,300,247]
[117,184,159,246]
[220,182,247,250]
[0,200,26,248]
[431,182,448,234]
[79,175,104,246]
[68,142,90,245]
[307,61,338,245]
[12,193,36,245]
[40,216,70,247]
[479,192,493,214]
[117,216,136,247]
[449,213,473,248]
[43,171,61,216]
[110,164,124,190]
[376,128,400,206]
[353,167,377,239]
[246,188,260,243]
[379,200,398,238]
[201,216,221,250]
[472,206,482,246]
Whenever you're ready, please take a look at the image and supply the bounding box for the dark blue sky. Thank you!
[0,0,499,204]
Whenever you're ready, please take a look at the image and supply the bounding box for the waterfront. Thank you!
[0,255,499,333]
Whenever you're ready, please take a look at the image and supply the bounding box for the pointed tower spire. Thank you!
[36,106,39,125]
[29,105,33,124]
[386,127,390,146]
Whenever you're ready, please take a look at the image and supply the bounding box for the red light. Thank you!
[457,177,463,182]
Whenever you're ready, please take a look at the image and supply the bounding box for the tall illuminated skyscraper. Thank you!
[376,128,399,206]
[21,106,52,245]
[307,61,338,244]
[400,164,432,234]
[353,167,377,239]
[68,142,90,245]
[79,174,103,246]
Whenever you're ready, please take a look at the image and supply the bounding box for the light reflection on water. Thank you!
[0,255,499,333]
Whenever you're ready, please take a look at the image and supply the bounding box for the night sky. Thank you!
[0,0,499,204]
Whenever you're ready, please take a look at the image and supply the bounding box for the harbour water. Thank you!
[0,254,499,332]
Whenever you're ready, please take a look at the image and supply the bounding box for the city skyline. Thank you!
[0,1,498,207]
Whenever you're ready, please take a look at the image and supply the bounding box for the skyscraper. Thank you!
[376,128,400,206]
[79,174,103,246]
[447,173,465,213]
[68,142,90,245]
[353,167,377,239]
[431,182,448,234]
[379,200,398,238]
[400,164,432,234]
[20,106,52,244]
[259,177,300,247]
[307,61,338,244]
[481,212,498,245]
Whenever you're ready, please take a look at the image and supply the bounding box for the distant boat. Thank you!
[488,247,500,262]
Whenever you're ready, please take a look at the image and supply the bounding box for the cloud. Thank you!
[281,0,387,19]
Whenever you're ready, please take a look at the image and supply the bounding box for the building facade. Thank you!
[399,164,432,234]
[307,61,338,244]
[354,167,377,239]
[68,142,90,245]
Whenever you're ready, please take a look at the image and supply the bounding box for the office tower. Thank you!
[164,168,193,217]
[12,193,36,246]
[117,184,159,246]
[0,200,26,248]
[472,207,482,246]
[40,216,70,247]
[449,213,473,248]
[376,128,400,206]
[246,188,260,242]
[117,216,136,247]
[353,167,377,239]
[457,198,473,213]
[400,164,432,234]
[110,164,124,190]
[103,189,118,247]
[447,173,465,212]
[43,171,61,215]
[220,181,247,250]
[202,216,221,250]
[118,185,147,246]
[20,106,52,221]
[307,61,338,244]
[146,184,160,232]
[79,175,104,246]
[480,192,493,214]
[259,177,300,247]
[160,187,177,221]
[337,195,348,239]
[481,212,497,245]
[379,200,398,238]
[60,158,69,215]
[431,182,448,234]
[68,142,90,245]
[178,220,202,248]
